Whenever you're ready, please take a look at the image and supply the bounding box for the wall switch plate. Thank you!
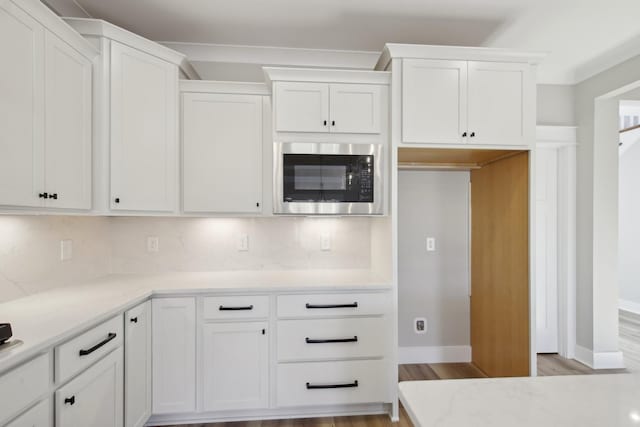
[147,236,159,253]
[60,239,73,261]
[426,237,436,252]
[320,232,331,251]
[237,233,249,251]
[414,317,427,334]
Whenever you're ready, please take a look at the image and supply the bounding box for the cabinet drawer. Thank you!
[203,295,269,320]
[6,398,51,427]
[0,354,50,425]
[277,293,387,318]
[277,360,388,407]
[278,317,386,361]
[55,315,123,384]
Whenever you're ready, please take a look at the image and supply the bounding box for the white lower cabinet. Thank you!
[6,398,51,427]
[125,301,152,427]
[55,347,123,427]
[152,297,196,414]
[202,322,269,411]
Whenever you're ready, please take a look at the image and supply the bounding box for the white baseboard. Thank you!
[619,299,640,315]
[398,345,471,364]
[574,344,625,369]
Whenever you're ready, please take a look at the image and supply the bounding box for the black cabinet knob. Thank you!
[331,120,335,126]
[114,198,120,204]
[470,132,476,138]
[462,132,467,137]
[50,193,58,200]
[130,317,138,323]
[39,192,48,199]
[256,202,260,208]
[64,396,75,405]
[323,120,327,126]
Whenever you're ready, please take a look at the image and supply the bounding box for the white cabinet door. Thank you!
[202,322,268,411]
[182,93,263,213]
[110,41,178,212]
[467,61,529,146]
[0,2,45,207]
[6,399,51,427]
[329,84,381,134]
[152,298,196,414]
[56,347,123,427]
[275,82,329,133]
[125,301,151,427]
[402,59,467,144]
[44,30,92,209]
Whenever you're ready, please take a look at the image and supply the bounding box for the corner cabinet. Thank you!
[0,0,96,210]
[181,83,267,214]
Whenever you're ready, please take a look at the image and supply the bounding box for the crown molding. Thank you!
[160,41,381,70]
[263,67,390,87]
[180,80,269,96]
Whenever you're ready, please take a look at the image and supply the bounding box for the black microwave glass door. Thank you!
[283,154,374,203]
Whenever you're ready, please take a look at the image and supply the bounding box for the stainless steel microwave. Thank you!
[273,142,384,215]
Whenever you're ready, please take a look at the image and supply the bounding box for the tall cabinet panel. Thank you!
[0,2,45,207]
[125,301,152,427]
[110,41,178,212]
[44,30,92,209]
[152,298,196,414]
[182,93,263,213]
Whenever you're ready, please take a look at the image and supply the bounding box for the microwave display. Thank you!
[283,154,374,203]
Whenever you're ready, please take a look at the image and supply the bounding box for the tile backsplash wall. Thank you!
[0,216,112,302]
[109,217,371,273]
[0,215,373,303]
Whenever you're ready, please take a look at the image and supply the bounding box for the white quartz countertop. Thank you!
[0,270,390,373]
[400,374,640,426]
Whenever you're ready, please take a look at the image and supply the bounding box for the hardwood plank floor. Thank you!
[162,311,640,427]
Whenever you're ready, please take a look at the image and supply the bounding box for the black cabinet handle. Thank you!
[78,332,117,356]
[331,120,335,126]
[114,197,120,204]
[462,132,467,137]
[50,193,58,200]
[64,396,75,405]
[305,302,358,309]
[219,305,254,311]
[306,380,358,390]
[323,120,327,126]
[130,317,138,323]
[39,192,48,199]
[306,336,358,344]
[256,202,260,208]
[470,132,476,137]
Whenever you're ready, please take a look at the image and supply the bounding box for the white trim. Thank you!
[398,346,472,364]
[376,43,547,71]
[619,299,640,315]
[536,125,578,147]
[574,345,625,369]
[160,41,381,70]
[263,67,391,87]
[179,80,269,96]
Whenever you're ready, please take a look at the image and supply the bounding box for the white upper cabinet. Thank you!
[467,61,530,146]
[110,41,178,212]
[44,30,92,209]
[0,1,96,210]
[329,84,381,134]
[182,92,263,213]
[0,2,45,208]
[402,59,467,144]
[275,82,329,133]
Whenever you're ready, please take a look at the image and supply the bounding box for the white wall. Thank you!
[619,129,640,307]
[537,84,576,126]
[397,171,470,350]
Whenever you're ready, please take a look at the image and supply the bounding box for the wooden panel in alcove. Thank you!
[471,151,530,377]
[398,147,521,168]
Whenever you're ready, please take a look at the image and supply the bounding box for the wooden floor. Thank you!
[164,311,640,427]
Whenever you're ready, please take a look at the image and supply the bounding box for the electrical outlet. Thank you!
[147,236,159,253]
[60,239,73,261]
[426,237,436,252]
[237,233,249,251]
[320,232,331,251]
[414,317,427,334]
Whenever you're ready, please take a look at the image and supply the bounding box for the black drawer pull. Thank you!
[219,305,254,311]
[306,380,358,389]
[306,336,358,344]
[305,302,358,309]
[79,332,117,356]
[130,317,138,323]
[64,396,75,405]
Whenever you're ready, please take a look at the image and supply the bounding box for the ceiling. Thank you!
[46,0,640,84]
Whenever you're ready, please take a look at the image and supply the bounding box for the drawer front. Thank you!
[203,295,269,320]
[6,398,51,427]
[277,360,388,407]
[0,354,50,425]
[278,317,386,362]
[55,315,123,384]
[277,293,388,318]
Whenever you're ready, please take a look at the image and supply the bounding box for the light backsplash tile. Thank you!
[0,215,373,303]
